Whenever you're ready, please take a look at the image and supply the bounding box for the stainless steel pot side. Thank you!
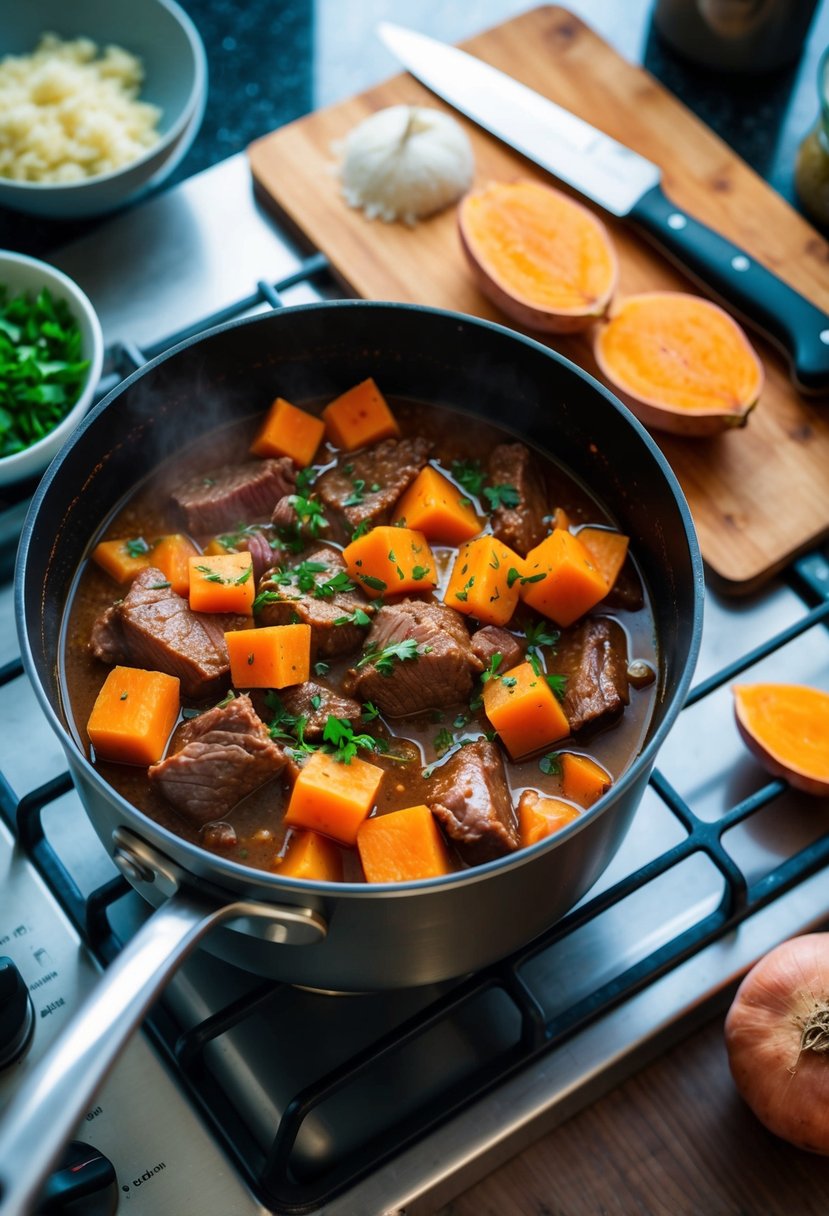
[1,302,703,1214]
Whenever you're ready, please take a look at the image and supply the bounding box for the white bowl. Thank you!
[0,0,207,219]
[0,251,104,486]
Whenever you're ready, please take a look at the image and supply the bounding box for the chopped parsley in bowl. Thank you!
[0,250,103,487]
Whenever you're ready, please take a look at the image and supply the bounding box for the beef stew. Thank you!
[60,381,658,884]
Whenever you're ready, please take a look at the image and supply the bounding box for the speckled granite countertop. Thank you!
[1,0,828,258]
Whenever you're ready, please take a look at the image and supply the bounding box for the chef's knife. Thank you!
[378,21,829,394]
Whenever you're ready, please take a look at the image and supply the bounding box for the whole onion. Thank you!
[725,933,829,1154]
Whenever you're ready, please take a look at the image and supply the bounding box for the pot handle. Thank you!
[0,884,326,1216]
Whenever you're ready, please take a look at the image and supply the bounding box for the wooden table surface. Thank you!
[439,1012,829,1215]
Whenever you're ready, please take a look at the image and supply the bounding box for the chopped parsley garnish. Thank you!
[545,673,568,700]
[433,727,454,757]
[125,537,151,558]
[295,466,317,494]
[314,660,330,677]
[216,690,236,709]
[480,652,503,684]
[314,570,356,599]
[234,566,253,585]
[454,575,475,603]
[507,566,544,589]
[411,564,431,581]
[359,573,388,593]
[451,459,485,498]
[322,716,378,765]
[343,478,366,507]
[0,286,91,459]
[252,588,281,612]
[356,637,426,676]
[483,483,521,511]
[119,691,128,701]
[333,607,372,627]
[351,520,372,541]
[194,563,225,584]
[361,701,381,721]
[310,693,322,711]
[538,751,562,776]
[148,580,171,590]
[524,621,560,650]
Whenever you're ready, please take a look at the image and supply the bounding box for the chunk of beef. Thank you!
[271,493,347,548]
[149,694,287,826]
[428,740,518,865]
[470,625,524,673]
[554,617,630,734]
[276,681,363,739]
[256,546,374,658]
[316,437,432,532]
[344,599,482,717]
[89,567,242,700]
[602,556,645,612]
[486,442,548,556]
[171,458,296,534]
[240,529,281,583]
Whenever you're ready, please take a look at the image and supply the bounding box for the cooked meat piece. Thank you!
[271,493,346,548]
[344,598,482,717]
[256,546,374,658]
[602,555,645,612]
[276,681,363,739]
[89,567,242,700]
[486,442,548,556]
[316,437,432,532]
[554,616,630,734]
[149,694,287,826]
[428,740,518,865]
[239,529,281,583]
[470,625,524,673]
[170,458,296,534]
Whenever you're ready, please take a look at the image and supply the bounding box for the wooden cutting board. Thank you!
[248,5,829,596]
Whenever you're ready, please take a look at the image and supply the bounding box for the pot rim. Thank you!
[15,299,704,899]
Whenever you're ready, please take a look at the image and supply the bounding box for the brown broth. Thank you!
[60,398,658,880]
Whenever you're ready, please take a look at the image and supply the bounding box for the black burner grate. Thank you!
[2,260,828,1213]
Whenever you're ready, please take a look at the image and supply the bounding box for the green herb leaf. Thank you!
[538,751,562,776]
[451,459,484,498]
[483,483,521,511]
[356,637,425,676]
[125,537,151,558]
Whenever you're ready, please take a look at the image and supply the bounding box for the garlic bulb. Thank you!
[339,105,474,226]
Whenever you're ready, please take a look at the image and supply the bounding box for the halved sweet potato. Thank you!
[594,292,763,436]
[733,683,829,796]
[458,179,617,333]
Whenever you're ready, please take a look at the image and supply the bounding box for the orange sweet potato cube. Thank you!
[518,790,580,847]
[151,534,200,598]
[444,535,525,627]
[482,661,570,758]
[224,623,311,688]
[393,466,482,545]
[188,551,255,614]
[520,529,608,626]
[357,804,453,882]
[561,752,612,808]
[87,666,180,766]
[322,378,400,450]
[91,537,153,584]
[250,396,326,467]
[284,750,384,845]
[342,525,436,599]
[278,830,343,882]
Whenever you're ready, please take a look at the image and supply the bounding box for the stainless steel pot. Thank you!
[1,301,703,1213]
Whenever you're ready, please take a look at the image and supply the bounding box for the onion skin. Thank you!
[725,934,829,1154]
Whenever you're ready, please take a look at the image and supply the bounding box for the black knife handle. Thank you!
[628,184,829,395]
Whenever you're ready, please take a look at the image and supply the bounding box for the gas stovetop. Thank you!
[1,154,828,1216]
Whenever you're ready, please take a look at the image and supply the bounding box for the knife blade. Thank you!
[378,21,829,394]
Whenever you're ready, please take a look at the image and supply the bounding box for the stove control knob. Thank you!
[0,955,34,1069]
[35,1142,118,1215]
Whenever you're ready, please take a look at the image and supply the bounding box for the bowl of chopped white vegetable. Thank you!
[0,0,207,218]
[0,250,104,485]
